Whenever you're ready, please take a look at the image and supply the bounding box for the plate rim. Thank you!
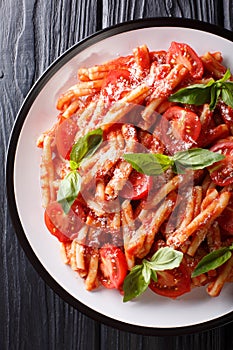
[6,17,233,336]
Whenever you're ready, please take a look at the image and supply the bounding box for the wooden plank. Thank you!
[223,0,233,31]
[100,328,143,349]
[1,0,101,349]
[102,0,223,27]
[100,326,224,349]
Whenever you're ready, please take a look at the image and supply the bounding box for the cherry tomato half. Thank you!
[44,201,85,243]
[119,170,152,200]
[161,106,201,154]
[101,70,131,102]
[55,117,78,159]
[149,264,191,298]
[209,156,233,187]
[99,244,128,289]
[210,138,233,155]
[209,139,233,186]
[166,42,204,79]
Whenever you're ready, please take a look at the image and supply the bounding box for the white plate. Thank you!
[6,18,233,335]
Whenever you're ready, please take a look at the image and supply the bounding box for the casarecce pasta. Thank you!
[37,41,233,300]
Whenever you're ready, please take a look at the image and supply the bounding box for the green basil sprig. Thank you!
[57,128,103,214]
[123,148,225,176]
[57,171,81,214]
[70,128,103,170]
[191,244,233,278]
[123,247,183,302]
[169,69,233,110]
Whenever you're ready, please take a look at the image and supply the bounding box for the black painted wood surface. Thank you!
[1,0,233,349]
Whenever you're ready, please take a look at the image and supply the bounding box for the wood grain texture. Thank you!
[102,0,224,27]
[1,1,101,350]
[1,0,232,349]
[223,0,233,30]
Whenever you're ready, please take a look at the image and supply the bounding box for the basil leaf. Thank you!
[70,128,103,167]
[224,82,233,92]
[142,262,152,284]
[221,85,233,109]
[191,247,232,277]
[168,69,233,110]
[123,153,172,175]
[124,148,225,176]
[168,81,214,105]
[172,162,186,174]
[57,171,81,214]
[123,265,149,302]
[229,244,233,251]
[209,69,232,109]
[148,247,183,271]
[69,160,79,171]
[150,269,158,282]
[123,247,183,302]
[209,85,216,110]
[173,148,225,170]
[217,68,232,83]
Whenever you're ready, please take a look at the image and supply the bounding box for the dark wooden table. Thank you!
[1,1,233,349]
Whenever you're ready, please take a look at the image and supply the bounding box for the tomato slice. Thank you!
[44,201,85,243]
[149,264,191,298]
[101,70,131,102]
[210,138,233,155]
[218,194,233,234]
[103,69,131,85]
[197,124,230,148]
[161,106,201,154]
[99,244,128,289]
[166,42,204,79]
[209,139,233,186]
[55,117,78,159]
[119,170,152,200]
[209,156,233,186]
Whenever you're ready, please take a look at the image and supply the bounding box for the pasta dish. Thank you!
[37,41,233,301]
